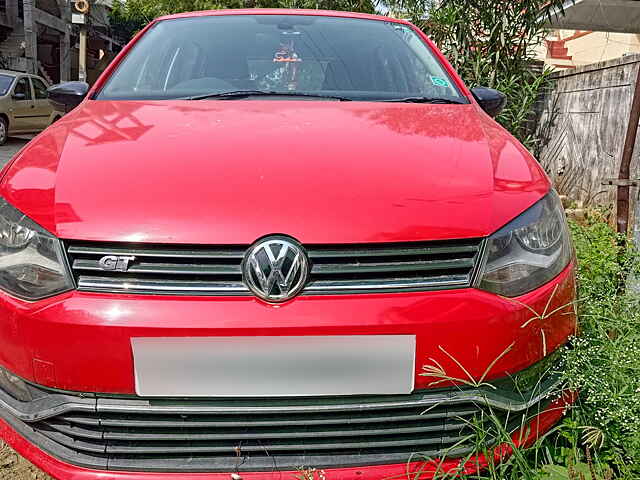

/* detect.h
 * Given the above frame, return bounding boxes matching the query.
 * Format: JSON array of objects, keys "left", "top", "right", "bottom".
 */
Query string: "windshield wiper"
[
  {"left": 183, "top": 90, "right": 352, "bottom": 101},
  {"left": 381, "top": 96, "right": 467, "bottom": 104}
]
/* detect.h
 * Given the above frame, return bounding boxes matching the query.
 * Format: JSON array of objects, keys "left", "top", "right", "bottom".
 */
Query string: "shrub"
[{"left": 560, "top": 213, "right": 640, "bottom": 477}]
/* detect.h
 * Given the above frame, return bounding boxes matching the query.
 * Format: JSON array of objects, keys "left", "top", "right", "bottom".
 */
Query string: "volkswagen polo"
[{"left": 0, "top": 9, "right": 576, "bottom": 480}]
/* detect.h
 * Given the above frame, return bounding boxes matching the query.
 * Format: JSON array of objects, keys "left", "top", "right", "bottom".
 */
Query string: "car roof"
[
  {"left": 156, "top": 8, "right": 411, "bottom": 25},
  {"left": 0, "top": 69, "right": 44, "bottom": 79}
]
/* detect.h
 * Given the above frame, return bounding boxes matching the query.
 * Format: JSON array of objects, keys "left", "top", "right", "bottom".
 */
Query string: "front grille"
[
  {"left": 65, "top": 238, "right": 484, "bottom": 296},
  {"left": 15, "top": 391, "right": 547, "bottom": 472}
]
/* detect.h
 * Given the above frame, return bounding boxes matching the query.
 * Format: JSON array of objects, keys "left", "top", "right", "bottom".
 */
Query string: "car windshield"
[
  {"left": 0, "top": 74, "right": 14, "bottom": 96},
  {"left": 97, "top": 15, "right": 466, "bottom": 102}
]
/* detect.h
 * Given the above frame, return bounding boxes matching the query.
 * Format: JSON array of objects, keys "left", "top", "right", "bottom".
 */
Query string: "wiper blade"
[
  {"left": 381, "top": 96, "right": 467, "bottom": 104},
  {"left": 183, "top": 90, "right": 352, "bottom": 101}
]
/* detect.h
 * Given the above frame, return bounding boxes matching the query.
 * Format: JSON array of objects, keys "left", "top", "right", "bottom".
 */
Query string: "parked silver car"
[{"left": 0, "top": 70, "right": 62, "bottom": 145}]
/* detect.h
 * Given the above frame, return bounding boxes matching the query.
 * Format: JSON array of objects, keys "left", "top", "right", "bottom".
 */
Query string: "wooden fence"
[{"left": 535, "top": 53, "right": 640, "bottom": 241}]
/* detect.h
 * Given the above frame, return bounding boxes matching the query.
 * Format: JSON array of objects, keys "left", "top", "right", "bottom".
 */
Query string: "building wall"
[
  {"left": 541, "top": 29, "right": 640, "bottom": 69},
  {"left": 0, "top": 26, "right": 27, "bottom": 72},
  {"left": 0, "top": 1, "right": 119, "bottom": 84}
]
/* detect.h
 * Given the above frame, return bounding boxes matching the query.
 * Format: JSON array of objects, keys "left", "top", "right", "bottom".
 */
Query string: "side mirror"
[
  {"left": 47, "top": 81, "right": 90, "bottom": 112},
  {"left": 470, "top": 87, "right": 507, "bottom": 117},
  {"left": 12, "top": 93, "right": 26, "bottom": 100}
]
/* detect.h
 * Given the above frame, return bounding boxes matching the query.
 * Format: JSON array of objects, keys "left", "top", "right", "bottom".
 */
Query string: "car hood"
[{"left": 0, "top": 100, "right": 549, "bottom": 244}]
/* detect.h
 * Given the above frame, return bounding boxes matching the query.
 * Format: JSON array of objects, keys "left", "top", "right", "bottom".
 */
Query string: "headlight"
[
  {"left": 0, "top": 197, "right": 73, "bottom": 300},
  {"left": 476, "top": 191, "right": 572, "bottom": 297}
]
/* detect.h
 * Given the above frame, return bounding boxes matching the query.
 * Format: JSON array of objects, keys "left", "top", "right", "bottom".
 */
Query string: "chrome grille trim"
[
  {"left": 304, "top": 276, "right": 470, "bottom": 293},
  {"left": 76, "top": 277, "right": 250, "bottom": 293},
  {"left": 67, "top": 245, "right": 246, "bottom": 259},
  {"left": 65, "top": 238, "right": 485, "bottom": 296}
]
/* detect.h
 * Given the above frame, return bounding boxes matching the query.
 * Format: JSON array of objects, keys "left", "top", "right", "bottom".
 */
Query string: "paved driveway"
[{"left": 0, "top": 136, "right": 33, "bottom": 170}]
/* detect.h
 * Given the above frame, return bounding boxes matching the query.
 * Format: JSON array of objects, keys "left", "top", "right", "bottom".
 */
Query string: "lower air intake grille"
[
  {"left": 65, "top": 238, "right": 484, "bottom": 296},
  {"left": 23, "top": 392, "right": 545, "bottom": 472}
]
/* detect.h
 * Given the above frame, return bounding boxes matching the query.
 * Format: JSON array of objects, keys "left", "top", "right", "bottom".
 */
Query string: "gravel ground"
[
  {"left": 0, "top": 136, "right": 53, "bottom": 480},
  {"left": 0, "top": 440, "right": 53, "bottom": 480}
]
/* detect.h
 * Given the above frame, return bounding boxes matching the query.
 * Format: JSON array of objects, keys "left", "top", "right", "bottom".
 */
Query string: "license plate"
[{"left": 132, "top": 335, "right": 416, "bottom": 397}]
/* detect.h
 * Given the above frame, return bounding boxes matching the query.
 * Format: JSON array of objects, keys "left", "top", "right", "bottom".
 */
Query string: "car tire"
[{"left": 0, "top": 117, "right": 7, "bottom": 146}]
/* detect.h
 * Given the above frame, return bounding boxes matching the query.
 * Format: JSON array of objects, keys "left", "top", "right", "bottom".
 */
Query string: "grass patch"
[
  {"left": 557, "top": 212, "right": 640, "bottom": 478},
  {"left": 436, "top": 211, "right": 640, "bottom": 480}
]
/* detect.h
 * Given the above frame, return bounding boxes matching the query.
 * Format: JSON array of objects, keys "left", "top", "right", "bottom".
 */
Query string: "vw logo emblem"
[{"left": 242, "top": 236, "right": 309, "bottom": 302}]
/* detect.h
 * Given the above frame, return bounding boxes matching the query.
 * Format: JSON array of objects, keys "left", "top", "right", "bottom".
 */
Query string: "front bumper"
[{"left": 0, "top": 372, "right": 574, "bottom": 479}]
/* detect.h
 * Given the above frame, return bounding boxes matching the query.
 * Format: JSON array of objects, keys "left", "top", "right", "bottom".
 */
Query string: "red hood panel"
[{"left": 0, "top": 100, "right": 549, "bottom": 244}]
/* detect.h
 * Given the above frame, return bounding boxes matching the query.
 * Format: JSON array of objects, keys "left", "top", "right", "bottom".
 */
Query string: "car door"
[
  {"left": 30, "top": 76, "right": 54, "bottom": 129},
  {"left": 9, "top": 76, "right": 35, "bottom": 132}
]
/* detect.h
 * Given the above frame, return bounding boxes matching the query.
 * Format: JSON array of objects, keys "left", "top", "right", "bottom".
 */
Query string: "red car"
[{"left": 0, "top": 9, "right": 576, "bottom": 480}]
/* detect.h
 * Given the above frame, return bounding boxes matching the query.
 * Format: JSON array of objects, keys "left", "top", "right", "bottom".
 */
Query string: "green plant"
[{"left": 559, "top": 213, "right": 640, "bottom": 477}]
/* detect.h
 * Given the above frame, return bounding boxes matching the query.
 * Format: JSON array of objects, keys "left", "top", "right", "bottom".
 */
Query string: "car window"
[
  {"left": 97, "top": 15, "right": 466, "bottom": 102},
  {"left": 0, "top": 74, "right": 14, "bottom": 96},
  {"left": 32, "top": 77, "right": 48, "bottom": 99},
  {"left": 14, "top": 77, "right": 32, "bottom": 100}
]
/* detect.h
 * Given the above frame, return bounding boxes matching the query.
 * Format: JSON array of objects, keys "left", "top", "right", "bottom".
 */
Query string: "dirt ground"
[{"left": 0, "top": 440, "right": 52, "bottom": 480}]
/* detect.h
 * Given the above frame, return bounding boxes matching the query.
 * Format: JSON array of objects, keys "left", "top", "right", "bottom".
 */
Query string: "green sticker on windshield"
[{"left": 430, "top": 76, "right": 450, "bottom": 88}]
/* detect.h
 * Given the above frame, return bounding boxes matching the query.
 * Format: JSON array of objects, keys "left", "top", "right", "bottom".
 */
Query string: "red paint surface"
[
  {"left": 0, "top": 263, "right": 576, "bottom": 394},
  {"left": 0, "top": 100, "right": 549, "bottom": 245},
  {"left": 0, "top": 392, "right": 575, "bottom": 480}
]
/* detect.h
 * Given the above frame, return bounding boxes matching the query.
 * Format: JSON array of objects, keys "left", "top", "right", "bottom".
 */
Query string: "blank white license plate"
[{"left": 132, "top": 335, "right": 416, "bottom": 397}]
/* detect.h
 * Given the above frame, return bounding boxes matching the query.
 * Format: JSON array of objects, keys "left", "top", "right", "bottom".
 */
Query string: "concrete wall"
[
  {"left": 539, "top": 30, "right": 640, "bottom": 70},
  {"left": 568, "top": 32, "right": 640, "bottom": 66},
  {"left": 0, "top": 1, "right": 120, "bottom": 84},
  {"left": 536, "top": 53, "right": 640, "bottom": 237}
]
